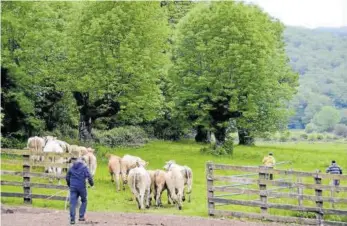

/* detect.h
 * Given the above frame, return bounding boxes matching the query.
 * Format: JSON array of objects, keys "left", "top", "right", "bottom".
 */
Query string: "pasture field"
[{"left": 1, "top": 140, "right": 347, "bottom": 221}]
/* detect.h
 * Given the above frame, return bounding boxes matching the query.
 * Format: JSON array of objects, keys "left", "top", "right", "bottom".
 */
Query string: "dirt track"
[{"left": 1, "top": 205, "right": 290, "bottom": 226}]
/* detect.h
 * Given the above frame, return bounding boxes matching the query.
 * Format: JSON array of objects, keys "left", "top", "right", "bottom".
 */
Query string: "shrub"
[
  {"left": 291, "top": 136, "right": 298, "bottom": 142},
  {"left": 279, "top": 136, "right": 288, "bottom": 142},
  {"left": 93, "top": 126, "right": 148, "bottom": 147},
  {"left": 200, "top": 139, "right": 233, "bottom": 156},
  {"left": 305, "top": 123, "right": 316, "bottom": 133},
  {"left": 308, "top": 133, "right": 317, "bottom": 141},
  {"left": 316, "top": 133, "right": 324, "bottom": 140},
  {"left": 300, "top": 133, "right": 308, "bottom": 140},
  {"left": 1, "top": 137, "right": 26, "bottom": 149},
  {"left": 334, "top": 124, "right": 347, "bottom": 137}
]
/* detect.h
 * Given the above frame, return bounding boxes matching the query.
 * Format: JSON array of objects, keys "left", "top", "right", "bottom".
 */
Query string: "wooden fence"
[
  {"left": 206, "top": 162, "right": 347, "bottom": 226},
  {"left": 1, "top": 148, "right": 79, "bottom": 204}
]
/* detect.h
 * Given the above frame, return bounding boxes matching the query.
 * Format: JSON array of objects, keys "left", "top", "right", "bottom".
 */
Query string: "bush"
[
  {"left": 305, "top": 123, "right": 316, "bottom": 133},
  {"left": 279, "top": 136, "right": 288, "bottom": 142},
  {"left": 334, "top": 124, "right": 347, "bottom": 137},
  {"left": 93, "top": 126, "right": 148, "bottom": 147},
  {"left": 1, "top": 136, "right": 26, "bottom": 149},
  {"left": 308, "top": 133, "right": 317, "bottom": 141},
  {"left": 200, "top": 139, "right": 233, "bottom": 156},
  {"left": 300, "top": 133, "right": 308, "bottom": 140},
  {"left": 316, "top": 133, "right": 324, "bottom": 140}
]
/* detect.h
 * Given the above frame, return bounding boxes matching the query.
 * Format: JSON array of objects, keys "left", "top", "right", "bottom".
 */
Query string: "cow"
[
  {"left": 82, "top": 148, "right": 97, "bottom": 177},
  {"left": 43, "top": 140, "right": 64, "bottom": 184},
  {"left": 107, "top": 154, "right": 122, "bottom": 191},
  {"left": 152, "top": 170, "right": 167, "bottom": 207},
  {"left": 164, "top": 166, "right": 185, "bottom": 210},
  {"left": 164, "top": 160, "right": 193, "bottom": 203},
  {"left": 127, "top": 161, "right": 151, "bottom": 210},
  {"left": 27, "top": 136, "right": 45, "bottom": 162},
  {"left": 120, "top": 154, "right": 148, "bottom": 190}
]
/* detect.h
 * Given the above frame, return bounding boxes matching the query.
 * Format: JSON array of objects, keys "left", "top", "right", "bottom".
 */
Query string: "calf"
[
  {"left": 152, "top": 170, "right": 167, "bottom": 207},
  {"left": 82, "top": 148, "right": 97, "bottom": 177},
  {"left": 128, "top": 162, "right": 151, "bottom": 209},
  {"left": 107, "top": 154, "right": 122, "bottom": 191}
]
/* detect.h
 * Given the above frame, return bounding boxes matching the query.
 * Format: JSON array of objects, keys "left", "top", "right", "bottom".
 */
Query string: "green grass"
[{"left": 1, "top": 140, "right": 347, "bottom": 221}]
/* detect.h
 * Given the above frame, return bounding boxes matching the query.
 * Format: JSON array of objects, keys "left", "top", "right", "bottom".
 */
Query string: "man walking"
[
  {"left": 66, "top": 158, "right": 94, "bottom": 224},
  {"left": 262, "top": 152, "right": 276, "bottom": 180},
  {"left": 326, "top": 160, "right": 343, "bottom": 187}
]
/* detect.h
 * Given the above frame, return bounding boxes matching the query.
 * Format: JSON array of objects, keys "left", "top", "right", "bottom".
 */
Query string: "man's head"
[
  {"left": 332, "top": 160, "right": 336, "bottom": 164},
  {"left": 269, "top": 152, "right": 273, "bottom": 156}
]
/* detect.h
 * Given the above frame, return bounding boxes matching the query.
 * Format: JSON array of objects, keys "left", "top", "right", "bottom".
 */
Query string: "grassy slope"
[{"left": 1, "top": 140, "right": 347, "bottom": 220}]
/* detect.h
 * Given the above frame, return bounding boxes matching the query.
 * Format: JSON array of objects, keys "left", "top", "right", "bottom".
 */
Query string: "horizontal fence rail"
[
  {"left": 1, "top": 148, "right": 78, "bottom": 204},
  {"left": 206, "top": 162, "right": 347, "bottom": 226}
]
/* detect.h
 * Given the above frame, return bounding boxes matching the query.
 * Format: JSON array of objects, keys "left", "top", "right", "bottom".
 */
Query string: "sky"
[{"left": 241, "top": 0, "right": 347, "bottom": 28}]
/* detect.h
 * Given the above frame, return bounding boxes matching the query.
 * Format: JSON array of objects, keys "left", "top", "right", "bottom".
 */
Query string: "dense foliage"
[{"left": 5, "top": 1, "right": 344, "bottom": 148}]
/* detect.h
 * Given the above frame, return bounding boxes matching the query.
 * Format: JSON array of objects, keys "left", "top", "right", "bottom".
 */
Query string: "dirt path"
[{"left": 1, "top": 205, "right": 289, "bottom": 226}]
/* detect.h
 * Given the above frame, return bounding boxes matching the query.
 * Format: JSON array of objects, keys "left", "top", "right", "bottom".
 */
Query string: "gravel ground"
[{"left": 0, "top": 205, "right": 291, "bottom": 226}]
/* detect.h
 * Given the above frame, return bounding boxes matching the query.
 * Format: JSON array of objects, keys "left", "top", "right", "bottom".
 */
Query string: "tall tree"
[
  {"left": 65, "top": 2, "right": 170, "bottom": 141},
  {"left": 171, "top": 2, "right": 298, "bottom": 145}
]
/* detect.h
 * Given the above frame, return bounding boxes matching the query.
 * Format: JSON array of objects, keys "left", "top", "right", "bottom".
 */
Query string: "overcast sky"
[{"left": 241, "top": 0, "right": 347, "bottom": 28}]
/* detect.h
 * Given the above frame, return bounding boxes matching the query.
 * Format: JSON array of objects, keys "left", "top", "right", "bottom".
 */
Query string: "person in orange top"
[{"left": 262, "top": 152, "right": 276, "bottom": 180}]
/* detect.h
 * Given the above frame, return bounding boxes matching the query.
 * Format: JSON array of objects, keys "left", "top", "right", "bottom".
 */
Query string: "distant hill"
[{"left": 284, "top": 26, "right": 347, "bottom": 129}]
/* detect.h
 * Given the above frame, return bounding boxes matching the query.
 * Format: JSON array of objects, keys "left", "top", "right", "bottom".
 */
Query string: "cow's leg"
[
  {"left": 177, "top": 188, "right": 184, "bottom": 210},
  {"left": 115, "top": 173, "right": 120, "bottom": 191},
  {"left": 156, "top": 185, "right": 163, "bottom": 207},
  {"left": 139, "top": 192, "right": 145, "bottom": 210},
  {"left": 135, "top": 196, "right": 141, "bottom": 209},
  {"left": 145, "top": 188, "right": 150, "bottom": 209},
  {"left": 110, "top": 172, "right": 114, "bottom": 182}
]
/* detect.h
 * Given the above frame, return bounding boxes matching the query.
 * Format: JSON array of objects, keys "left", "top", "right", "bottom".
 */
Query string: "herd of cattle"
[{"left": 26, "top": 136, "right": 193, "bottom": 210}]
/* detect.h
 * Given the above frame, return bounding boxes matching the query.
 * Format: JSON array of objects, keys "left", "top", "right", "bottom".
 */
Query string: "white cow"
[
  {"left": 121, "top": 154, "right": 148, "bottom": 190},
  {"left": 27, "top": 136, "right": 45, "bottom": 162},
  {"left": 127, "top": 162, "right": 151, "bottom": 209},
  {"left": 164, "top": 166, "right": 185, "bottom": 210},
  {"left": 43, "top": 140, "right": 64, "bottom": 184},
  {"left": 164, "top": 160, "right": 193, "bottom": 204}
]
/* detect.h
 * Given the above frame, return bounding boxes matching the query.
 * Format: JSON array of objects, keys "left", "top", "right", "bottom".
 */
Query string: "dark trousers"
[{"left": 69, "top": 187, "right": 87, "bottom": 220}]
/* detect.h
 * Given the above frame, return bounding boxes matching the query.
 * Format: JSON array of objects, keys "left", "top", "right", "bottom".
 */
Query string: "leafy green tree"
[
  {"left": 1, "top": 2, "right": 71, "bottom": 137},
  {"left": 313, "top": 106, "right": 341, "bottom": 132},
  {"left": 171, "top": 2, "right": 298, "bottom": 145},
  {"left": 65, "top": 2, "right": 170, "bottom": 141}
]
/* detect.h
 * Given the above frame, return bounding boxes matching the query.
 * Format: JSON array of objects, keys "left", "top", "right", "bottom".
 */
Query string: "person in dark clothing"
[
  {"left": 66, "top": 158, "right": 94, "bottom": 225},
  {"left": 326, "top": 160, "right": 343, "bottom": 186}
]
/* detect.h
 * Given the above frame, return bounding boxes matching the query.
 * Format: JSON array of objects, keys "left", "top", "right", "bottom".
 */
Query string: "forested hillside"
[{"left": 285, "top": 26, "right": 347, "bottom": 134}]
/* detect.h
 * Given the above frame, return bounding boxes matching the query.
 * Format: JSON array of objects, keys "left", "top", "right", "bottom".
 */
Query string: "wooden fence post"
[
  {"left": 206, "top": 161, "right": 215, "bottom": 216},
  {"left": 22, "top": 154, "right": 32, "bottom": 204},
  {"left": 297, "top": 177, "right": 303, "bottom": 207},
  {"left": 259, "top": 166, "right": 268, "bottom": 214},
  {"left": 314, "top": 173, "right": 323, "bottom": 226}
]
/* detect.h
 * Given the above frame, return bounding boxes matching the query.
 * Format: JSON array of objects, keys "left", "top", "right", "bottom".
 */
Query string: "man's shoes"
[
  {"left": 70, "top": 220, "right": 75, "bottom": 225},
  {"left": 79, "top": 217, "right": 86, "bottom": 221}
]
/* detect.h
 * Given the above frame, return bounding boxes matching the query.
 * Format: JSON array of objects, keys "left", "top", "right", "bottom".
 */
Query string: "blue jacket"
[
  {"left": 326, "top": 163, "right": 343, "bottom": 175},
  {"left": 66, "top": 159, "right": 94, "bottom": 190}
]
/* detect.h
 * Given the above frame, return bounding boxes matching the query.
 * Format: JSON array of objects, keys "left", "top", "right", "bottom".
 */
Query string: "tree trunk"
[
  {"left": 78, "top": 107, "right": 93, "bottom": 142},
  {"left": 214, "top": 126, "right": 226, "bottom": 146},
  {"left": 73, "top": 92, "right": 121, "bottom": 141},
  {"left": 238, "top": 128, "right": 255, "bottom": 145},
  {"left": 195, "top": 125, "right": 209, "bottom": 143}
]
